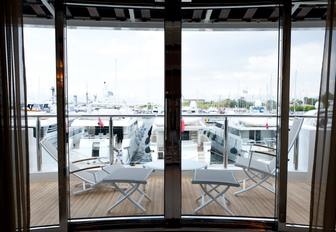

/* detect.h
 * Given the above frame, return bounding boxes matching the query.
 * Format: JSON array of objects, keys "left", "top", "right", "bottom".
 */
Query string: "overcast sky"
[{"left": 24, "top": 26, "right": 325, "bottom": 105}]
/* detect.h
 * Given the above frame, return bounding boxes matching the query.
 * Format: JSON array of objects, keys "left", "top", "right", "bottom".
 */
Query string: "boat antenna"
[
  {"left": 51, "top": 86, "right": 55, "bottom": 105},
  {"left": 86, "top": 82, "right": 89, "bottom": 106},
  {"left": 114, "top": 59, "right": 117, "bottom": 106},
  {"left": 294, "top": 70, "right": 298, "bottom": 113}
]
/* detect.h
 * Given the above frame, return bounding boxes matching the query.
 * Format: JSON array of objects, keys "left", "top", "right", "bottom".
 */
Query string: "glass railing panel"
[
  {"left": 179, "top": 113, "right": 316, "bottom": 219},
  {"left": 27, "top": 116, "right": 59, "bottom": 173},
  {"left": 67, "top": 115, "right": 163, "bottom": 218},
  {"left": 181, "top": 115, "right": 277, "bottom": 217},
  {"left": 27, "top": 115, "right": 59, "bottom": 227},
  {"left": 27, "top": 114, "right": 316, "bottom": 224}
]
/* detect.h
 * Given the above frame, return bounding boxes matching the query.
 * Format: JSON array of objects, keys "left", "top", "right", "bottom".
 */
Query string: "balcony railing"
[
  {"left": 27, "top": 112, "right": 317, "bottom": 227},
  {"left": 27, "top": 113, "right": 317, "bottom": 173}
]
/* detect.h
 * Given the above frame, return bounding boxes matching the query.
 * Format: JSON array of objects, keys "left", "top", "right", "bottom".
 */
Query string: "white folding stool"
[
  {"left": 192, "top": 169, "right": 240, "bottom": 215},
  {"left": 103, "top": 168, "right": 153, "bottom": 213}
]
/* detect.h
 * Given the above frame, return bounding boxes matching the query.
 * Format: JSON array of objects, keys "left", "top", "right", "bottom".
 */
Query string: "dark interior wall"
[{"left": 0, "top": 0, "right": 30, "bottom": 231}]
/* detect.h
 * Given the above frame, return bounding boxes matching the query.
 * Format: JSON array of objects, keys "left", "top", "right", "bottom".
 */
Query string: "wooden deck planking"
[
  {"left": 30, "top": 175, "right": 310, "bottom": 227},
  {"left": 287, "top": 181, "right": 311, "bottom": 224}
]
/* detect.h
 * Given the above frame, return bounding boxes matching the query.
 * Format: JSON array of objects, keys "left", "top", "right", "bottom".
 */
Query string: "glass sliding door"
[
  {"left": 22, "top": 0, "right": 330, "bottom": 229},
  {"left": 181, "top": 4, "right": 280, "bottom": 218},
  {"left": 23, "top": 23, "right": 59, "bottom": 226},
  {"left": 286, "top": 1, "right": 326, "bottom": 225},
  {"left": 65, "top": 3, "right": 165, "bottom": 218}
]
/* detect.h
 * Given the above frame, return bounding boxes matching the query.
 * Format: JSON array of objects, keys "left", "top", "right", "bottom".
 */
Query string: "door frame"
[{"left": 53, "top": 0, "right": 292, "bottom": 231}]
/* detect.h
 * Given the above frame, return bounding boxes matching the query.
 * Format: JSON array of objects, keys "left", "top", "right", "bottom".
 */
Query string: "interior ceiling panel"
[{"left": 22, "top": 0, "right": 327, "bottom": 28}]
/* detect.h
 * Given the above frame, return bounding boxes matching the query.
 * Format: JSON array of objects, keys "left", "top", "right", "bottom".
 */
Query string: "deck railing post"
[
  {"left": 294, "top": 136, "right": 299, "bottom": 170},
  {"left": 224, "top": 116, "right": 229, "bottom": 168},
  {"left": 36, "top": 116, "right": 42, "bottom": 171},
  {"left": 109, "top": 117, "right": 114, "bottom": 164}
]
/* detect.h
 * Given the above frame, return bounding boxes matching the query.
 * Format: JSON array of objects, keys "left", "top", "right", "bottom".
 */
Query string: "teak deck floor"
[{"left": 30, "top": 175, "right": 310, "bottom": 227}]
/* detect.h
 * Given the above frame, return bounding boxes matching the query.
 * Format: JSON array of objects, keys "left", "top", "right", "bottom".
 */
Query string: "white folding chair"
[
  {"left": 40, "top": 133, "right": 152, "bottom": 201},
  {"left": 234, "top": 118, "right": 304, "bottom": 195}
]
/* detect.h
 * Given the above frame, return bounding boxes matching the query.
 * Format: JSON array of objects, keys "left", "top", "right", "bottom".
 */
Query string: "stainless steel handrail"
[
  {"left": 26, "top": 113, "right": 318, "bottom": 118},
  {"left": 28, "top": 113, "right": 317, "bottom": 171}
]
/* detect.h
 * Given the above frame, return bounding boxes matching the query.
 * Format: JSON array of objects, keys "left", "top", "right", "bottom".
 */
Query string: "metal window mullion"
[
  {"left": 55, "top": 0, "right": 69, "bottom": 231},
  {"left": 277, "top": 0, "right": 291, "bottom": 229},
  {"left": 164, "top": 0, "right": 182, "bottom": 221}
]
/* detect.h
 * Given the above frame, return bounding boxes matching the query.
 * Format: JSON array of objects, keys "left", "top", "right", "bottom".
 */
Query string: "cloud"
[{"left": 24, "top": 27, "right": 325, "bottom": 105}]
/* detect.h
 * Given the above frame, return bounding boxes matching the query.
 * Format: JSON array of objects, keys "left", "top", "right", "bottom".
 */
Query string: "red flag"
[
  {"left": 181, "top": 118, "right": 185, "bottom": 133},
  {"left": 98, "top": 117, "right": 104, "bottom": 128}
]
